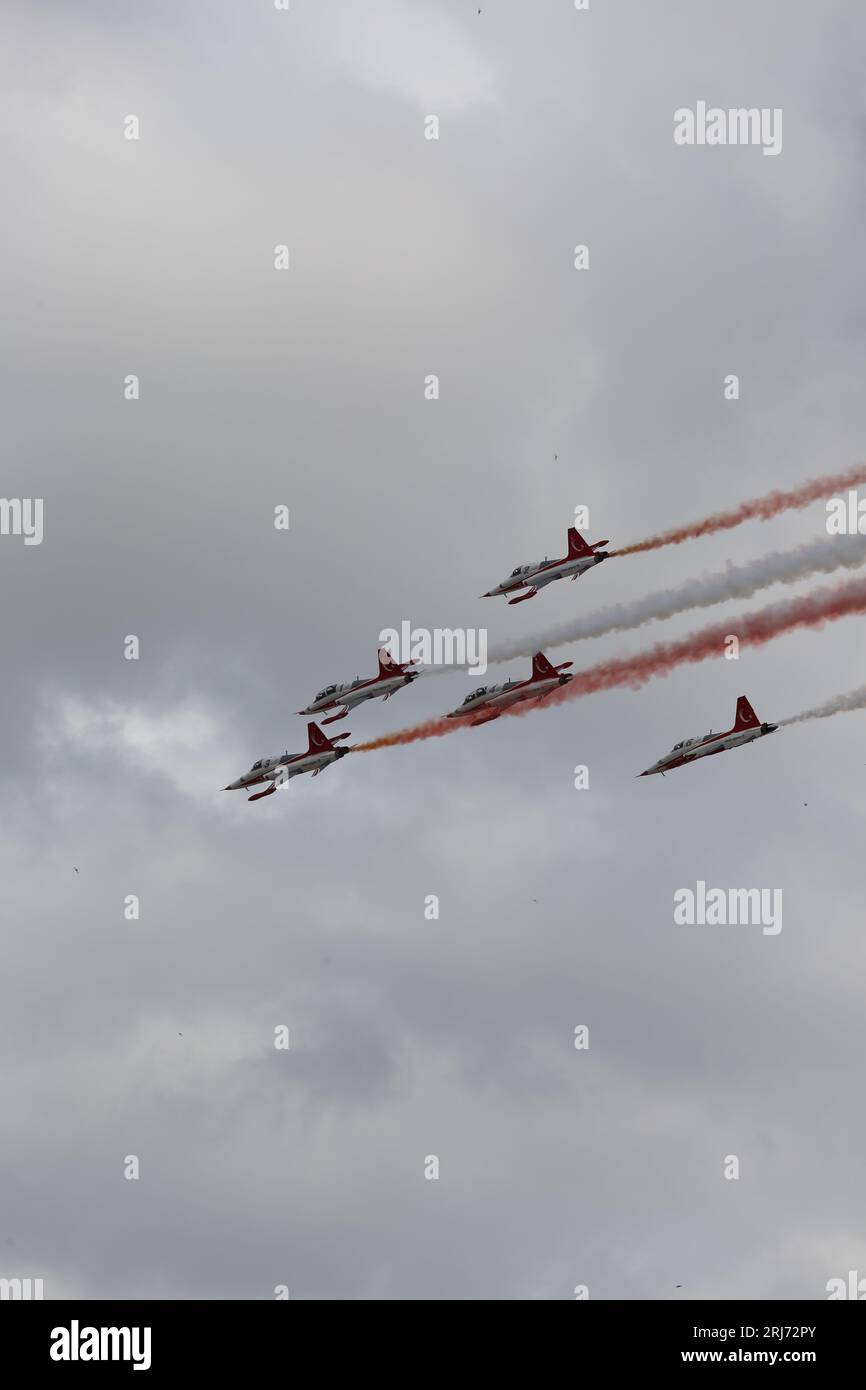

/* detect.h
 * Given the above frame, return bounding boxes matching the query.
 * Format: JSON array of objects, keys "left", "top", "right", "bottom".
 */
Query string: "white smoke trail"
[
  {"left": 779, "top": 685, "right": 866, "bottom": 726},
  {"left": 480, "top": 534, "right": 866, "bottom": 666}
]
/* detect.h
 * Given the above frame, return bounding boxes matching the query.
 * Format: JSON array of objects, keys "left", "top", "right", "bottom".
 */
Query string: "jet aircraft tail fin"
[
  {"left": 732, "top": 696, "right": 761, "bottom": 731},
  {"left": 531, "top": 651, "right": 560, "bottom": 681},
  {"left": 566, "top": 527, "right": 595, "bottom": 559},
  {"left": 377, "top": 646, "right": 415, "bottom": 678},
  {"left": 307, "top": 721, "right": 337, "bottom": 754}
]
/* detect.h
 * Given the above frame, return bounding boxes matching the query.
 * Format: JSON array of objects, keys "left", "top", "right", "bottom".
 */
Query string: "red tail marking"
[
  {"left": 732, "top": 696, "right": 760, "bottom": 731},
  {"left": 377, "top": 647, "right": 412, "bottom": 678},
  {"left": 307, "top": 721, "right": 335, "bottom": 754},
  {"left": 566, "top": 527, "right": 594, "bottom": 560},
  {"left": 531, "top": 651, "right": 559, "bottom": 681}
]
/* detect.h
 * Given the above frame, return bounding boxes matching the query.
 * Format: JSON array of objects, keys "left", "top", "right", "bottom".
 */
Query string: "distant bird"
[{"left": 73, "top": 867, "right": 79, "bottom": 874}]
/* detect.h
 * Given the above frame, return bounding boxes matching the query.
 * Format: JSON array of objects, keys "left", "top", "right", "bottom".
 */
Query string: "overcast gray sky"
[{"left": 2, "top": 0, "right": 866, "bottom": 1299}]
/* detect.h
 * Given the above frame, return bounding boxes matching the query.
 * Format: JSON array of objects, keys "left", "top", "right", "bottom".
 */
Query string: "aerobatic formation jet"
[
  {"left": 482, "top": 526, "right": 610, "bottom": 605},
  {"left": 447, "top": 651, "right": 573, "bottom": 726},
  {"left": 299, "top": 648, "right": 418, "bottom": 724},
  {"left": 225, "top": 723, "right": 351, "bottom": 802},
  {"left": 639, "top": 696, "right": 778, "bottom": 777}
]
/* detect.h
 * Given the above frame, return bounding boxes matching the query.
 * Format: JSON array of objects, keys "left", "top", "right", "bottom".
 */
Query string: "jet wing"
[
  {"left": 336, "top": 688, "right": 367, "bottom": 710},
  {"left": 530, "top": 570, "right": 561, "bottom": 591}
]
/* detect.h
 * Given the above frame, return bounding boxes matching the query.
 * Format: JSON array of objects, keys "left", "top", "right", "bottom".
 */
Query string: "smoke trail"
[
  {"left": 779, "top": 685, "right": 866, "bottom": 726},
  {"left": 354, "top": 573, "right": 866, "bottom": 752},
  {"left": 613, "top": 463, "right": 866, "bottom": 557},
  {"left": 481, "top": 534, "right": 866, "bottom": 665}
]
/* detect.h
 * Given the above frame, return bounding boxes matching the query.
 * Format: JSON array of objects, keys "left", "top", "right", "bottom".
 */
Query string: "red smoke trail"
[
  {"left": 613, "top": 462, "right": 866, "bottom": 556},
  {"left": 354, "top": 573, "right": 866, "bottom": 752}
]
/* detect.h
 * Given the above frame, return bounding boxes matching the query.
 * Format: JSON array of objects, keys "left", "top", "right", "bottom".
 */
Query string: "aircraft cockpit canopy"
[
  {"left": 464, "top": 687, "right": 488, "bottom": 702},
  {"left": 671, "top": 733, "right": 709, "bottom": 752}
]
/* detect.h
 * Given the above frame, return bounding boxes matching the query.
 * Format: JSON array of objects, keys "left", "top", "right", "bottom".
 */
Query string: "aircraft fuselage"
[
  {"left": 486, "top": 552, "right": 606, "bottom": 598},
  {"left": 641, "top": 723, "right": 778, "bottom": 776},
  {"left": 300, "top": 671, "right": 416, "bottom": 716},
  {"left": 449, "top": 673, "right": 571, "bottom": 721},
  {"left": 225, "top": 746, "right": 348, "bottom": 791}
]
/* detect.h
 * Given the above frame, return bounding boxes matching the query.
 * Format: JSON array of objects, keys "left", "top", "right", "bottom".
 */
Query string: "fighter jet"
[
  {"left": 639, "top": 696, "right": 778, "bottom": 777},
  {"left": 447, "top": 651, "right": 573, "bottom": 726},
  {"left": 224, "top": 722, "right": 351, "bottom": 802},
  {"left": 299, "top": 648, "right": 418, "bottom": 724},
  {"left": 482, "top": 526, "right": 610, "bottom": 605}
]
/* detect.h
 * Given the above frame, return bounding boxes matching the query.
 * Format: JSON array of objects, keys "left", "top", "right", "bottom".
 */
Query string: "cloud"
[
  {"left": 39, "top": 695, "right": 230, "bottom": 801},
  {"left": 331, "top": 0, "right": 496, "bottom": 115}
]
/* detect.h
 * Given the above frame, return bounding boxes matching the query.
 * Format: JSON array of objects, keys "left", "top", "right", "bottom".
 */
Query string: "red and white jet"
[
  {"left": 224, "top": 722, "right": 351, "bottom": 802},
  {"left": 298, "top": 648, "right": 418, "bottom": 725},
  {"left": 446, "top": 651, "right": 573, "bottom": 725},
  {"left": 639, "top": 696, "right": 778, "bottom": 776},
  {"left": 482, "top": 526, "right": 610, "bottom": 605}
]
